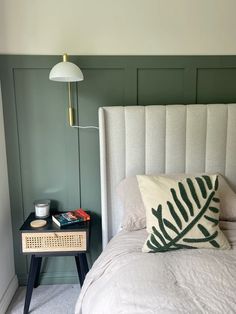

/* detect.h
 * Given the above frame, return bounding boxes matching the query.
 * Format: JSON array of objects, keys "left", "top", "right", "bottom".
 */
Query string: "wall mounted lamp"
[{"left": 49, "top": 53, "right": 98, "bottom": 129}]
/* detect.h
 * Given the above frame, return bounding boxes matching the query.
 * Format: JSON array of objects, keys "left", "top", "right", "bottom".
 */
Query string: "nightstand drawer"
[{"left": 21, "top": 231, "right": 87, "bottom": 253}]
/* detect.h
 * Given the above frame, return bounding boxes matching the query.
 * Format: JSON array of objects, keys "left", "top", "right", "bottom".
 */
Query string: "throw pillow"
[{"left": 137, "top": 174, "right": 230, "bottom": 252}]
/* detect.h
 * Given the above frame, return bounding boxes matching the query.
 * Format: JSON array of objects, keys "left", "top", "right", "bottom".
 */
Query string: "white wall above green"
[{"left": 1, "top": 0, "right": 236, "bottom": 55}]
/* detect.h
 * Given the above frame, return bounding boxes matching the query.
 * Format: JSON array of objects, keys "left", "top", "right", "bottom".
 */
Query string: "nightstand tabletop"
[{"left": 20, "top": 212, "right": 90, "bottom": 233}]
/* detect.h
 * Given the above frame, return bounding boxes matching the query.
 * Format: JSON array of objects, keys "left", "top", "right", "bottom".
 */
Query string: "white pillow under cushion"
[
  {"left": 117, "top": 174, "right": 236, "bottom": 231},
  {"left": 137, "top": 174, "right": 230, "bottom": 252},
  {"left": 117, "top": 176, "right": 146, "bottom": 231}
]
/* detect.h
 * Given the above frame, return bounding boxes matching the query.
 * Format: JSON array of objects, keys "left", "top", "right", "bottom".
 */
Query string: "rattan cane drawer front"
[{"left": 22, "top": 231, "right": 87, "bottom": 253}]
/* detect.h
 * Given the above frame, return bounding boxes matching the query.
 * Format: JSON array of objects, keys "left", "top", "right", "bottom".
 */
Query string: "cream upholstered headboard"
[{"left": 99, "top": 105, "right": 236, "bottom": 248}]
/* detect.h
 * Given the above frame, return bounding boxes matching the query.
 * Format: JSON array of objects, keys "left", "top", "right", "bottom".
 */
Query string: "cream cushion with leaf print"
[{"left": 137, "top": 174, "right": 230, "bottom": 253}]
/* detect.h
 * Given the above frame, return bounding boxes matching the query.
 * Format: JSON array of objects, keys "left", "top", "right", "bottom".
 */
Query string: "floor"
[{"left": 6, "top": 284, "right": 80, "bottom": 314}]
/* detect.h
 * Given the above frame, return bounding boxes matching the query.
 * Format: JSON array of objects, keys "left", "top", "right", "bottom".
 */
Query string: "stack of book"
[{"left": 52, "top": 209, "right": 90, "bottom": 227}]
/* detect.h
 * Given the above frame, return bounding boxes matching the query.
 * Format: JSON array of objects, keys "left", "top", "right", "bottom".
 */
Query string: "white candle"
[{"left": 34, "top": 200, "right": 50, "bottom": 218}]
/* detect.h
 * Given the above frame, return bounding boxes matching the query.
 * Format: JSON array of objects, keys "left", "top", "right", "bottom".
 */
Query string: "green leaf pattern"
[{"left": 146, "top": 175, "right": 221, "bottom": 252}]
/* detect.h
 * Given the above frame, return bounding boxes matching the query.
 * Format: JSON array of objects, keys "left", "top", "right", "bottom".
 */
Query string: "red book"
[{"left": 75, "top": 209, "right": 90, "bottom": 221}]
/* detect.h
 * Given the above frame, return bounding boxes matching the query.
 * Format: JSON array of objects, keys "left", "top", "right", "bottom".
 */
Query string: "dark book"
[{"left": 52, "top": 209, "right": 90, "bottom": 227}]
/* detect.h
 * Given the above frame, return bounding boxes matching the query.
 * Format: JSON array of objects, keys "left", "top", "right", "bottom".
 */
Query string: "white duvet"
[{"left": 75, "top": 222, "right": 236, "bottom": 314}]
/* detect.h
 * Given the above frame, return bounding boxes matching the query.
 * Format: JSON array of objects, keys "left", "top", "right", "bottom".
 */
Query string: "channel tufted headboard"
[{"left": 99, "top": 104, "right": 236, "bottom": 248}]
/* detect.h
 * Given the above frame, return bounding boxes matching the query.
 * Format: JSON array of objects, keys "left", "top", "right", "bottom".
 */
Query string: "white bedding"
[{"left": 75, "top": 222, "right": 236, "bottom": 314}]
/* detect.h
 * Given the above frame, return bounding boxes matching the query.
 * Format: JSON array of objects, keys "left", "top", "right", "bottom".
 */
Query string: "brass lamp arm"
[{"left": 67, "top": 82, "right": 99, "bottom": 129}]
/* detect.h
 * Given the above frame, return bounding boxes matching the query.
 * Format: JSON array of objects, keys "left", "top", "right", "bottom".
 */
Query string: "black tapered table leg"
[
  {"left": 24, "top": 255, "right": 41, "bottom": 314},
  {"left": 79, "top": 253, "right": 89, "bottom": 277},
  {"left": 75, "top": 253, "right": 89, "bottom": 286},
  {"left": 75, "top": 255, "right": 84, "bottom": 286},
  {"left": 34, "top": 257, "right": 42, "bottom": 288}
]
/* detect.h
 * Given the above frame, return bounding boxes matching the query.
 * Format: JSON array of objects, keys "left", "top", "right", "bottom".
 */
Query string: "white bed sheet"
[{"left": 75, "top": 222, "right": 236, "bottom": 314}]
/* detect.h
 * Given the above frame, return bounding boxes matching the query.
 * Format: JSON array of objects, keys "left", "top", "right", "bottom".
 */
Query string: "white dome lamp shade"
[
  {"left": 49, "top": 53, "right": 84, "bottom": 127},
  {"left": 49, "top": 54, "right": 84, "bottom": 82}
]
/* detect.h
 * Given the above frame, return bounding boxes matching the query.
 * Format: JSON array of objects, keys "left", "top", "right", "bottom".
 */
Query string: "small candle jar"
[{"left": 34, "top": 200, "right": 50, "bottom": 218}]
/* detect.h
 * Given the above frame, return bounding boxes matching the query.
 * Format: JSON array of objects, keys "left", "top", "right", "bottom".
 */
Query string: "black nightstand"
[{"left": 20, "top": 212, "right": 90, "bottom": 314}]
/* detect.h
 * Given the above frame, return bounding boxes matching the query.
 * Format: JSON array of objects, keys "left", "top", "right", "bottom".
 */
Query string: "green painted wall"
[{"left": 1, "top": 55, "right": 236, "bottom": 285}]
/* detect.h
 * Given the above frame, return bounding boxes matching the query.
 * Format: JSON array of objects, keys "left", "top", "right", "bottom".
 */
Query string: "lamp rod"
[
  {"left": 68, "top": 82, "right": 74, "bottom": 127},
  {"left": 63, "top": 53, "right": 68, "bottom": 62}
]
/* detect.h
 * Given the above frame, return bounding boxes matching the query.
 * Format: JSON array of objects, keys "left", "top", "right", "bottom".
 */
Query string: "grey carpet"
[{"left": 6, "top": 284, "right": 80, "bottom": 314}]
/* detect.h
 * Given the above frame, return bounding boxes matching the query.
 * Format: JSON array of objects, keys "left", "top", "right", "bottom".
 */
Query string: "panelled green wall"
[{"left": 1, "top": 55, "right": 236, "bottom": 285}]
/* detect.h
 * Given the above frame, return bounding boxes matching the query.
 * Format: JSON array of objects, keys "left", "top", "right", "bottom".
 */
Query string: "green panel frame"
[
  {"left": 78, "top": 68, "right": 125, "bottom": 261},
  {"left": 197, "top": 68, "right": 236, "bottom": 103},
  {"left": 138, "top": 68, "right": 185, "bottom": 104},
  {"left": 1, "top": 55, "right": 236, "bottom": 284}
]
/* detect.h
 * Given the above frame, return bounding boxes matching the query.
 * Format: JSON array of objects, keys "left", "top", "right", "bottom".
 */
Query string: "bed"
[{"left": 75, "top": 104, "right": 236, "bottom": 314}]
